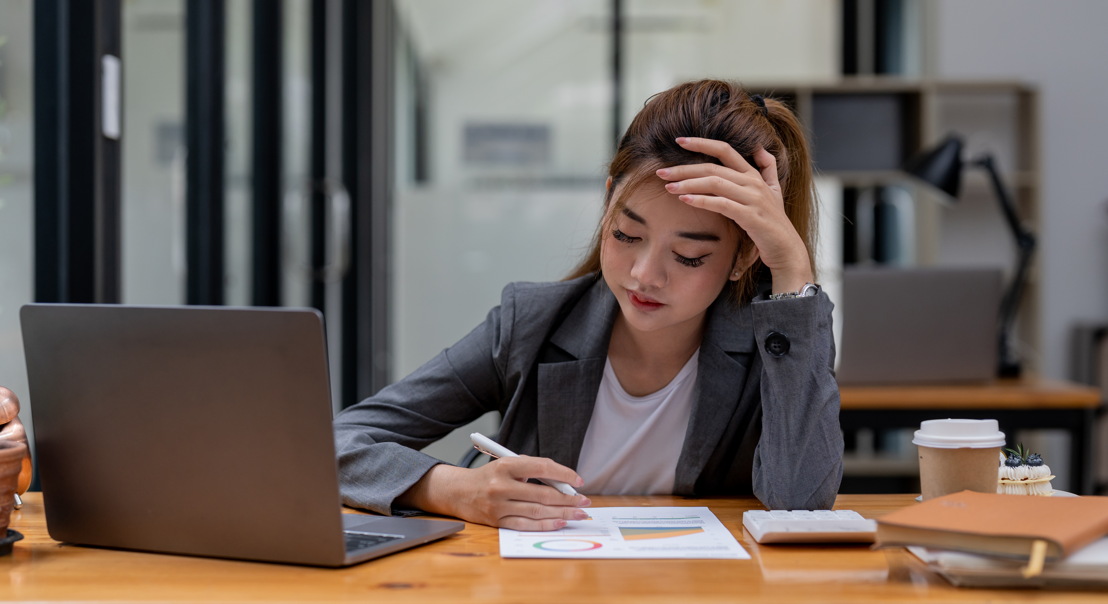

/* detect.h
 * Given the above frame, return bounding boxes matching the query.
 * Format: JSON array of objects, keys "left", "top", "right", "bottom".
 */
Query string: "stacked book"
[{"left": 875, "top": 491, "right": 1108, "bottom": 588}]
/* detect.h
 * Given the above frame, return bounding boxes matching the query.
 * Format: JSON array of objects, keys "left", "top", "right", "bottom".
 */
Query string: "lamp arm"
[
  {"left": 972, "top": 154, "right": 1037, "bottom": 377},
  {"left": 973, "top": 155, "right": 1036, "bottom": 249},
  {"left": 997, "top": 238, "right": 1035, "bottom": 376}
]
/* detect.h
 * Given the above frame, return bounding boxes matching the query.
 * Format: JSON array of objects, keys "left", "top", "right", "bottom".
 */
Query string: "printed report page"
[{"left": 498, "top": 507, "right": 750, "bottom": 559}]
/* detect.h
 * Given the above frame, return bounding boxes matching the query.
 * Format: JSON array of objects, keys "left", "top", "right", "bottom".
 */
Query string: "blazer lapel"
[
  {"left": 536, "top": 279, "right": 618, "bottom": 470},
  {"left": 673, "top": 296, "right": 756, "bottom": 494}
]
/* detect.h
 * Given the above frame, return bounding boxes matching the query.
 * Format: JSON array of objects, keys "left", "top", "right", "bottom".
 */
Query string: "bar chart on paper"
[{"left": 498, "top": 507, "right": 749, "bottom": 559}]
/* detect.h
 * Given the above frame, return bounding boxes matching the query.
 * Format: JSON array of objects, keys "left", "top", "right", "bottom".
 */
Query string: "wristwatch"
[{"left": 769, "top": 282, "right": 818, "bottom": 300}]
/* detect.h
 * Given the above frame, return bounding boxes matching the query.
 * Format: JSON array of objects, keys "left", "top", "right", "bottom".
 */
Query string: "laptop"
[
  {"left": 835, "top": 267, "right": 1002, "bottom": 385},
  {"left": 20, "top": 304, "right": 463, "bottom": 567}
]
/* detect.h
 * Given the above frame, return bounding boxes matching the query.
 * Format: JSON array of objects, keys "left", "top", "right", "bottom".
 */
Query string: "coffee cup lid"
[{"left": 912, "top": 419, "right": 1005, "bottom": 449}]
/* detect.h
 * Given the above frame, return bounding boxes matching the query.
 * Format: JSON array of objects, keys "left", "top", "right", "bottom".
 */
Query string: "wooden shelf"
[
  {"left": 839, "top": 377, "right": 1101, "bottom": 410},
  {"left": 842, "top": 454, "right": 919, "bottom": 476},
  {"left": 745, "top": 77, "right": 1043, "bottom": 373},
  {"left": 815, "top": 170, "right": 1037, "bottom": 190}
]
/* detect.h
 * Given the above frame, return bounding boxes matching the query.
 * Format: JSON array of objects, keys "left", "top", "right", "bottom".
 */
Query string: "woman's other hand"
[
  {"left": 396, "top": 456, "right": 591, "bottom": 531},
  {"left": 656, "top": 138, "right": 813, "bottom": 294}
]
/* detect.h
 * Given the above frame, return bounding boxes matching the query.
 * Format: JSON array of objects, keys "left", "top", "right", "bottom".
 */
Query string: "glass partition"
[
  {"left": 225, "top": 0, "right": 254, "bottom": 307},
  {"left": 281, "top": 0, "right": 313, "bottom": 309},
  {"left": 393, "top": 0, "right": 613, "bottom": 461},
  {"left": 0, "top": 0, "right": 35, "bottom": 457},
  {"left": 121, "top": 0, "right": 187, "bottom": 305}
]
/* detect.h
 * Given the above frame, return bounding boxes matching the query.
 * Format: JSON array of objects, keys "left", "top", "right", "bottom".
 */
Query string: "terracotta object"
[
  {"left": 0, "top": 387, "right": 32, "bottom": 495},
  {"left": 0, "top": 440, "right": 26, "bottom": 534}
]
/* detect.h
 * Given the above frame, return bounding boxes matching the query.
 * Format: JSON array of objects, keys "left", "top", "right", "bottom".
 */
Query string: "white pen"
[{"left": 469, "top": 433, "right": 579, "bottom": 496}]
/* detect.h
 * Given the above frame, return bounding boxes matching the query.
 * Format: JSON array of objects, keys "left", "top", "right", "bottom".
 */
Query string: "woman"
[{"left": 334, "top": 80, "right": 842, "bottom": 531}]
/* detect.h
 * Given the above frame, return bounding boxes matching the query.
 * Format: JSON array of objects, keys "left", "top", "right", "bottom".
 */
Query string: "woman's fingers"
[
  {"left": 499, "top": 516, "right": 570, "bottom": 532},
  {"left": 676, "top": 137, "right": 754, "bottom": 174},
  {"left": 656, "top": 163, "right": 729, "bottom": 182},
  {"left": 664, "top": 175, "right": 758, "bottom": 206},
  {"left": 497, "top": 498, "right": 591, "bottom": 531},
  {"left": 656, "top": 161, "right": 774, "bottom": 204},
  {"left": 501, "top": 478, "right": 591, "bottom": 508},
  {"left": 678, "top": 194, "right": 753, "bottom": 224},
  {"left": 752, "top": 146, "right": 781, "bottom": 191},
  {"left": 657, "top": 163, "right": 755, "bottom": 187},
  {"left": 502, "top": 500, "right": 591, "bottom": 523},
  {"left": 505, "top": 455, "right": 585, "bottom": 489},
  {"left": 486, "top": 457, "right": 590, "bottom": 508}
]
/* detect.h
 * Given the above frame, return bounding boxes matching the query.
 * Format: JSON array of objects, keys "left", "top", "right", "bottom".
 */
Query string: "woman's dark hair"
[{"left": 565, "top": 79, "right": 817, "bottom": 303}]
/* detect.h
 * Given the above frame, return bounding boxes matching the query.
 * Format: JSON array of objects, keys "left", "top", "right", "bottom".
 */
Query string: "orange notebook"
[{"left": 875, "top": 491, "right": 1108, "bottom": 562}]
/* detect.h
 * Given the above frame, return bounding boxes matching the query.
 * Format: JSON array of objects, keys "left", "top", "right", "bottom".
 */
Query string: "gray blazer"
[{"left": 334, "top": 274, "right": 843, "bottom": 515}]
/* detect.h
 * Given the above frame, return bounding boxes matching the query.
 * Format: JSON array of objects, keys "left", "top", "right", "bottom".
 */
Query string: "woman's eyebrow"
[
  {"left": 676, "top": 231, "right": 721, "bottom": 242},
  {"left": 622, "top": 207, "right": 647, "bottom": 224},
  {"left": 621, "top": 207, "right": 721, "bottom": 242}
]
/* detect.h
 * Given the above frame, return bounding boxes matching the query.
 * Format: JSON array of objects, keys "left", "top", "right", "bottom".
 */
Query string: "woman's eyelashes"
[
  {"left": 612, "top": 228, "right": 640, "bottom": 243},
  {"left": 674, "top": 253, "right": 708, "bottom": 268},
  {"left": 611, "top": 229, "right": 710, "bottom": 268}
]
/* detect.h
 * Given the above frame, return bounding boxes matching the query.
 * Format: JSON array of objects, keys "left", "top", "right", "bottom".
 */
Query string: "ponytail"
[{"left": 763, "top": 97, "right": 817, "bottom": 283}]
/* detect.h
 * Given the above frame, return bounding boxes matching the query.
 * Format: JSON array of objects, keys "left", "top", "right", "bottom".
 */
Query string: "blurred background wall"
[{"left": 931, "top": 0, "right": 1108, "bottom": 383}]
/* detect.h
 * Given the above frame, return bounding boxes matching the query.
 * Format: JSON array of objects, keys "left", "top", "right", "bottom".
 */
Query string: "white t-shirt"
[{"left": 576, "top": 349, "right": 700, "bottom": 495}]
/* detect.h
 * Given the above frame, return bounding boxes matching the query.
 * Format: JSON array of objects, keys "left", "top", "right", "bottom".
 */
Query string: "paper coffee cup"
[{"left": 913, "top": 419, "right": 1005, "bottom": 501}]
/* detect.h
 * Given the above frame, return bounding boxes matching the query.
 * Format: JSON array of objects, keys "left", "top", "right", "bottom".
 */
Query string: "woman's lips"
[{"left": 627, "top": 290, "right": 665, "bottom": 312}]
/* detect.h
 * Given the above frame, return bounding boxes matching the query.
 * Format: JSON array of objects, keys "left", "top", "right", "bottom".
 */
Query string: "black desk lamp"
[{"left": 902, "top": 135, "right": 1036, "bottom": 378}]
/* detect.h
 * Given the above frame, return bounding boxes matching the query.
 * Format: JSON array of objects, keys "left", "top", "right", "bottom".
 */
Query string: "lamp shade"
[{"left": 903, "top": 135, "right": 964, "bottom": 199}]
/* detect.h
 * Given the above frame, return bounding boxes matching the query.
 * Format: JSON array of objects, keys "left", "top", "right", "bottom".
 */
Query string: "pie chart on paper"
[{"left": 532, "top": 539, "right": 603, "bottom": 551}]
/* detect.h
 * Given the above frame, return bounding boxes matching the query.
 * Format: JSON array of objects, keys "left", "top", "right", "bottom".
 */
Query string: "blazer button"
[{"left": 765, "top": 332, "right": 790, "bottom": 357}]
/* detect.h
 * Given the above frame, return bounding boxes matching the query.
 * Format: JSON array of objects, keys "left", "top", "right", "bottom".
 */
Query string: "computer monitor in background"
[{"left": 836, "top": 268, "right": 1002, "bottom": 385}]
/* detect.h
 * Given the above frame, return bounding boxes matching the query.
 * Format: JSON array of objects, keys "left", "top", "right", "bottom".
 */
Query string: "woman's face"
[{"left": 601, "top": 181, "right": 741, "bottom": 335}]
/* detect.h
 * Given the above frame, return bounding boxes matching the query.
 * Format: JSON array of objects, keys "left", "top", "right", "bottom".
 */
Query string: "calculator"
[{"left": 742, "top": 510, "right": 877, "bottom": 544}]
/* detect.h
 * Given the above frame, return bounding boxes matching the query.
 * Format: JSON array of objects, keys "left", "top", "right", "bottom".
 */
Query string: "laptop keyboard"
[{"left": 344, "top": 531, "right": 403, "bottom": 553}]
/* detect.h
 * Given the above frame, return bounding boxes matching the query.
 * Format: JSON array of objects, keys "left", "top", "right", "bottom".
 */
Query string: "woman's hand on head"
[
  {"left": 655, "top": 137, "right": 813, "bottom": 294},
  {"left": 396, "top": 456, "right": 591, "bottom": 531}
]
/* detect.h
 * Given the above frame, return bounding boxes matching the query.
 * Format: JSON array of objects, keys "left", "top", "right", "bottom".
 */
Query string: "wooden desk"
[
  {"left": 839, "top": 377, "right": 1102, "bottom": 494},
  {"left": 2, "top": 493, "right": 1105, "bottom": 602}
]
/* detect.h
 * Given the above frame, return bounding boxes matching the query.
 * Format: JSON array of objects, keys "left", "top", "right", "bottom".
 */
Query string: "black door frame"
[
  {"left": 252, "top": 0, "right": 283, "bottom": 307},
  {"left": 186, "top": 0, "right": 226, "bottom": 306},
  {"left": 33, "top": 0, "right": 122, "bottom": 306},
  {"left": 342, "top": 0, "right": 393, "bottom": 405}
]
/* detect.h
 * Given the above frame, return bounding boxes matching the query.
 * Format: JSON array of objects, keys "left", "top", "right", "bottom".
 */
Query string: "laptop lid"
[
  {"left": 836, "top": 267, "right": 1002, "bottom": 385},
  {"left": 22, "top": 304, "right": 349, "bottom": 566}
]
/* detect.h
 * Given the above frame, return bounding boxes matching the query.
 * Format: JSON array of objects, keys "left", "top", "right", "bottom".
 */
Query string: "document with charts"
[{"left": 498, "top": 507, "right": 749, "bottom": 559}]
